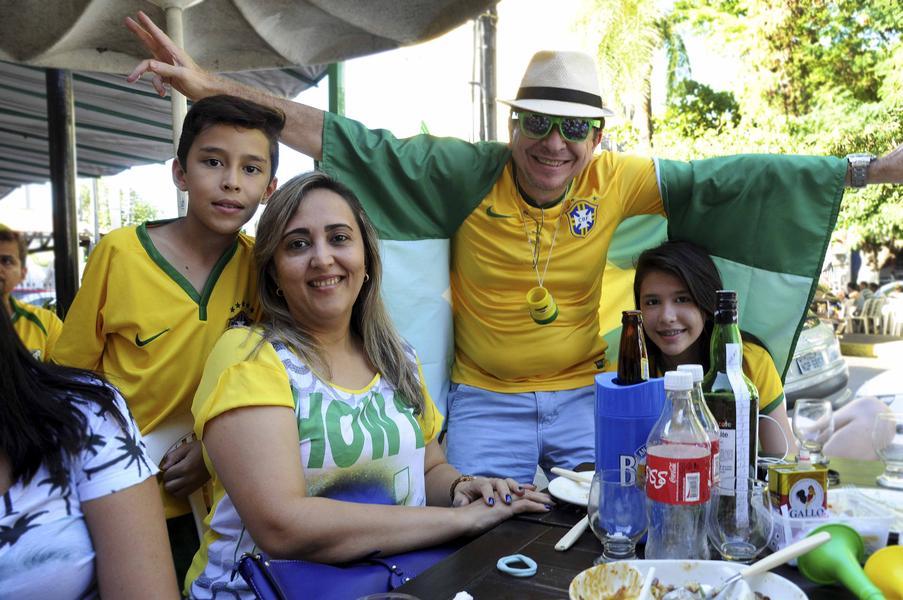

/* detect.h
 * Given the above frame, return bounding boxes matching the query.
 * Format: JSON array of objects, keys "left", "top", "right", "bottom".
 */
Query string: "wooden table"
[{"left": 396, "top": 459, "right": 894, "bottom": 599}]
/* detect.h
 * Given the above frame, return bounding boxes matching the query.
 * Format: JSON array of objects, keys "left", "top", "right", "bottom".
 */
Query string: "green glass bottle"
[{"left": 702, "top": 290, "right": 759, "bottom": 485}]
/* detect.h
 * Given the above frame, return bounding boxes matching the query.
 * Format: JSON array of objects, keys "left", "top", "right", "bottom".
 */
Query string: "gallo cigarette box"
[{"left": 767, "top": 463, "right": 828, "bottom": 517}]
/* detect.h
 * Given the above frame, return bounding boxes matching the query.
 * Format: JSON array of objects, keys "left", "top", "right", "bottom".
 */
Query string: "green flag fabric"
[
  {"left": 321, "top": 113, "right": 846, "bottom": 410},
  {"left": 659, "top": 155, "right": 846, "bottom": 376}
]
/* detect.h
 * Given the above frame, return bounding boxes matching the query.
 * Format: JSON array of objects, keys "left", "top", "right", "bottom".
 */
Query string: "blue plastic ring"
[{"left": 496, "top": 553, "right": 538, "bottom": 577}]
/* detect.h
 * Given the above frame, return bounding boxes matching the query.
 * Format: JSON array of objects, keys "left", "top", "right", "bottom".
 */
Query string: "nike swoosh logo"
[
  {"left": 486, "top": 205, "right": 515, "bottom": 219},
  {"left": 135, "top": 328, "right": 170, "bottom": 347}
]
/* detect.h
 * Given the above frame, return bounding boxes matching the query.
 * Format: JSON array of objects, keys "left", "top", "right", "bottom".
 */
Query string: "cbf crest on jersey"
[{"left": 567, "top": 200, "right": 597, "bottom": 238}]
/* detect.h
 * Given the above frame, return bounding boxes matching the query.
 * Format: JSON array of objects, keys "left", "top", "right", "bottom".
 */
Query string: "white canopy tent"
[
  {"left": 0, "top": 60, "right": 325, "bottom": 199},
  {"left": 0, "top": 0, "right": 497, "bottom": 311}
]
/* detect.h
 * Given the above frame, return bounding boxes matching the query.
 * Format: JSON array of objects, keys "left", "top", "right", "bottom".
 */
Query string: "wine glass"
[
  {"left": 793, "top": 399, "right": 834, "bottom": 465},
  {"left": 873, "top": 412, "right": 903, "bottom": 489},
  {"left": 587, "top": 469, "right": 647, "bottom": 563},
  {"left": 707, "top": 477, "right": 773, "bottom": 563}
]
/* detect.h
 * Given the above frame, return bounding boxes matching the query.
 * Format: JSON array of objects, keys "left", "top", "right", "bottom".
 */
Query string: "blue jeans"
[{"left": 445, "top": 383, "right": 596, "bottom": 484}]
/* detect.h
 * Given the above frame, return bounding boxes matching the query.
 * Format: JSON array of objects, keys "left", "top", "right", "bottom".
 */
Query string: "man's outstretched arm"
[
  {"left": 857, "top": 143, "right": 903, "bottom": 187},
  {"left": 125, "top": 11, "right": 324, "bottom": 160}
]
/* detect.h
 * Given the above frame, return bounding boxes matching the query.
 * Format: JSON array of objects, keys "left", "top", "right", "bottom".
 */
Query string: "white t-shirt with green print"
[{"left": 187, "top": 327, "right": 443, "bottom": 600}]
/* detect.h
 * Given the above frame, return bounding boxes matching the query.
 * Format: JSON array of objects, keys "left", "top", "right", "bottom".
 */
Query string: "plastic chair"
[
  {"left": 845, "top": 298, "right": 871, "bottom": 333},
  {"left": 848, "top": 298, "right": 886, "bottom": 334},
  {"left": 142, "top": 412, "right": 208, "bottom": 540},
  {"left": 863, "top": 297, "right": 886, "bottom": 334},
  {"left": 882, "top": 299, "right": 903, "bottom": 336}
]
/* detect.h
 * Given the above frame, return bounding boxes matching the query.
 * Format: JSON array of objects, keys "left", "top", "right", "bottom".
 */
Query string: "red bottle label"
[
  {"left": 710, "top": 438, "right": 720, "bottom": 486},
  {"left": 645, "top": 447, "right": 711, "bottom": 505}
]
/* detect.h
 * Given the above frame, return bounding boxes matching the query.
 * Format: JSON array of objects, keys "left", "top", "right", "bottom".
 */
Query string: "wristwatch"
[{"left": 846, "top": 153, "right": 876, "bottom": 188}]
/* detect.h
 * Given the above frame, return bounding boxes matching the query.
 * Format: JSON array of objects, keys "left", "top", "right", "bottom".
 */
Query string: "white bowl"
[
  {"left": 569, "top": 562, "right": 644, "bottom": 600},
  {"left": 570, "top": 560, "right": 806, "bottom": 600}
]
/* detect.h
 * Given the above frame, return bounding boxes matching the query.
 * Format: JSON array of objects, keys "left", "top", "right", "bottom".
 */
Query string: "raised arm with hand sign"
[{"left": 125, "top": 11, "right": 325, "bottom": 159}]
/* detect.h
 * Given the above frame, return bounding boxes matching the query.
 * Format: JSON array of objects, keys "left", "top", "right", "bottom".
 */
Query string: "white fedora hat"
[{"left": 500, "top": 50, "right": 614, "bottom": 119}]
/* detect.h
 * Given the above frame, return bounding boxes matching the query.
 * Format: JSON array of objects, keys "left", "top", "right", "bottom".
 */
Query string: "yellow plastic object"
[
  {"left": 865, "top": 546, "right": 903, "bottom": 600},
  {"left": 526, "top": 286, "right": 559, "bottom": 325},
  {"left": 796, "top": 523, "right": 885, "bottom": 600}
]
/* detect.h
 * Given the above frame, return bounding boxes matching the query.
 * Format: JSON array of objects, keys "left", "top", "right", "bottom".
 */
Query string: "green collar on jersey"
[
  {"left": 8, "top": 296, "right": 48, "bottom": 335},
  {"left": 137, "top": 220, "right": 239, "bottom": 322}
]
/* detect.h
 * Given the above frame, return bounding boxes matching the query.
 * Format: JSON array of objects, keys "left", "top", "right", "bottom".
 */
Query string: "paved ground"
[
  {"left": 847, "top": 354, "right": 895, "bottom": 393},
  {"left": 846, "top": 353, "right": 902, "bottom": 411}
]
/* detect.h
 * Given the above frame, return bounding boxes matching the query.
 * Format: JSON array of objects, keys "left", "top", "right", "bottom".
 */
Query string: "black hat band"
[{"left": 515, "top": 86, "right": 604, "bottom": 109}]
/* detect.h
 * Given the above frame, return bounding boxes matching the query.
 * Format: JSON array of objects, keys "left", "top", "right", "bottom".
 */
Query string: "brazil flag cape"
[{"left": 321, "top": 113, "right": 845, "bottom": 413}]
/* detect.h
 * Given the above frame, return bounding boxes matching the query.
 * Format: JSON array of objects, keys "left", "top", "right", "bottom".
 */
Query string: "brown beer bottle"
[{"left": 617, "top": 310, "right": 650, "bottom": 385}]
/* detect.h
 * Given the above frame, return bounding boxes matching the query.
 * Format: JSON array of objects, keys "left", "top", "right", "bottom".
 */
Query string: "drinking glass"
[
  {"left": 873, "top": 412, "right": 903, "bottom": 489},
  {"left": 587, "top": 468, "right": 647, "bottom": 563},
  {"left": 793, "top": 399, "right": 834, "bottom": 465},
  {"left": 707, "top": 477, "right": 773, "bottom": 563}
]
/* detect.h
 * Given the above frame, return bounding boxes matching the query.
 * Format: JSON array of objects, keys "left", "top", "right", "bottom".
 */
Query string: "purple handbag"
[{"left": 236, "top": 543, "right": 460, "bottom": 600}]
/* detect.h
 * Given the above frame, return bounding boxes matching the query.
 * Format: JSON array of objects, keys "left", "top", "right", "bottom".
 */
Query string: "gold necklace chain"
[{"left": 520, "top": 200, "right": 569, "bottom": 289}]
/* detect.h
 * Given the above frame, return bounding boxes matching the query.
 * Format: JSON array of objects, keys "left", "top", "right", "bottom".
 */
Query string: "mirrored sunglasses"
[{"left": 516, "top": 111, "right": 602, "bottom": 142}]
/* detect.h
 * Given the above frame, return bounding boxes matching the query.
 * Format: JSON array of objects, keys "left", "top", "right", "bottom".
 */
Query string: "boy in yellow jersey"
[
  {"left": 54, "top": 95, "right": 283, "bottom": 585},
  {"left": 0, "top": 225, "right": 62, "bottom": 361}
]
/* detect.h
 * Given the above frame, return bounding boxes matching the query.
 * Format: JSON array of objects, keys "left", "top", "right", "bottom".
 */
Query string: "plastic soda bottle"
[
  {"left": 645, "top": 370, "right": 711, "bottom": 559},
  {"left": 678, "top": 364, "right": 720, "bottom": 487}
]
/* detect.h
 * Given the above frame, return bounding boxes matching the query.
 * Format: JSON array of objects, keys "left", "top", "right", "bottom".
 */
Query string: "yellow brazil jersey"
[
  {"left": 650, "top": 340, "right": 784, "bottom": 415},
  {"left": 54, "top": 221, "right": 258, "bottom": 518},
  {"left": 191, "top": 327, "right": 442, "bottom": 455},
  {"left": 742, "top": 340, "right": 786, "bottom": 415},
  {"left": 10, "top": 296, "right": 62, "bottom": 361},
  {"left": 451, "top": 154, "right": 663, "bottom": 392}
]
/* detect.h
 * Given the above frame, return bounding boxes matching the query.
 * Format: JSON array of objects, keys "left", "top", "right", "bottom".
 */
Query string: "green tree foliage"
[
  {"left": 658, "top": 17, "right": 693, "bottom": 105},
  {"left": 76, "top": 180, "right": 157, "bottom": 234},
  {"left": 579, "top": 0, "right": 902, "bottom": 245},
  {"left": 650, "top": 0, "right": 903, "bottom": 248},
  {"left": 822, "top": 104, "right": 903, "bottom": 250},
  {"left": 120, "top": 189, "right": 157, "bottom": 226},
  {"left": 674, "top": 0, "right": 903, "bottom": 118},
  {"left": 878, "top": 43, "right": 903, "bottom": 102},
  {"left": 664, "top": 79, "right": 740, "bottom": 136},
  {"left": 578, "top": 0, "right": 662, "bottom": 145},
  {"left": 77, "top": 180, "right": 111, "bottom": 232},
  {"left": 754, "top": 1, "right": 896, "bottom": 117}
]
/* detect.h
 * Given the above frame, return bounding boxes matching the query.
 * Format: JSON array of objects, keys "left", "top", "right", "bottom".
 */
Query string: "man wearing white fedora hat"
[{"left": 128, "top": 13, "right": 903, "bottom": 484}]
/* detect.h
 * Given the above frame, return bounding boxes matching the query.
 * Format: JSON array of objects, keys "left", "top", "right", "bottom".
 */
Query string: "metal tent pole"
[
  {"left": 46, "top": 68, "right": 79, "bottom": 318},
  {"left": 478, "top": 6, "right": 497, "bottom": 141},
  {"left": 316, "top": 63, "right": 345, "bottom": 171},
  {"left": 328, "top": 62, "right": 345, "bottom": 116},
  {"left": 151, "top": 0, "right": 205, "bottom": 216}
]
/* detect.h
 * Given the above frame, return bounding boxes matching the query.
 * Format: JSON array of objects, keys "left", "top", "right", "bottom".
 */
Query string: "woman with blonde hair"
[{"left": 186, "top": 172, "right": 550, "bottom": 599}]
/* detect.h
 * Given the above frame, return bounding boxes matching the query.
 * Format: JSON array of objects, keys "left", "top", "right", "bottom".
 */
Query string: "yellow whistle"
[
  {"left": 865, "top": 545, "right": 903, "bottom": 599},
  {"left": 527, "top": 286, "right": 558, "bottom": 325}
]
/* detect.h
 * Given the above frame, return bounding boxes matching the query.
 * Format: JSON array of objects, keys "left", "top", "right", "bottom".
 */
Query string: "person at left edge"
[
  {"left": 0, "top": 302, "right": 179, "bottom": 598},
  {"left": 53, "top": 95, "right": 282, "bottom": 586},
  {"left": 0, "top": 224, "right": 62, "bottom": 361}
]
